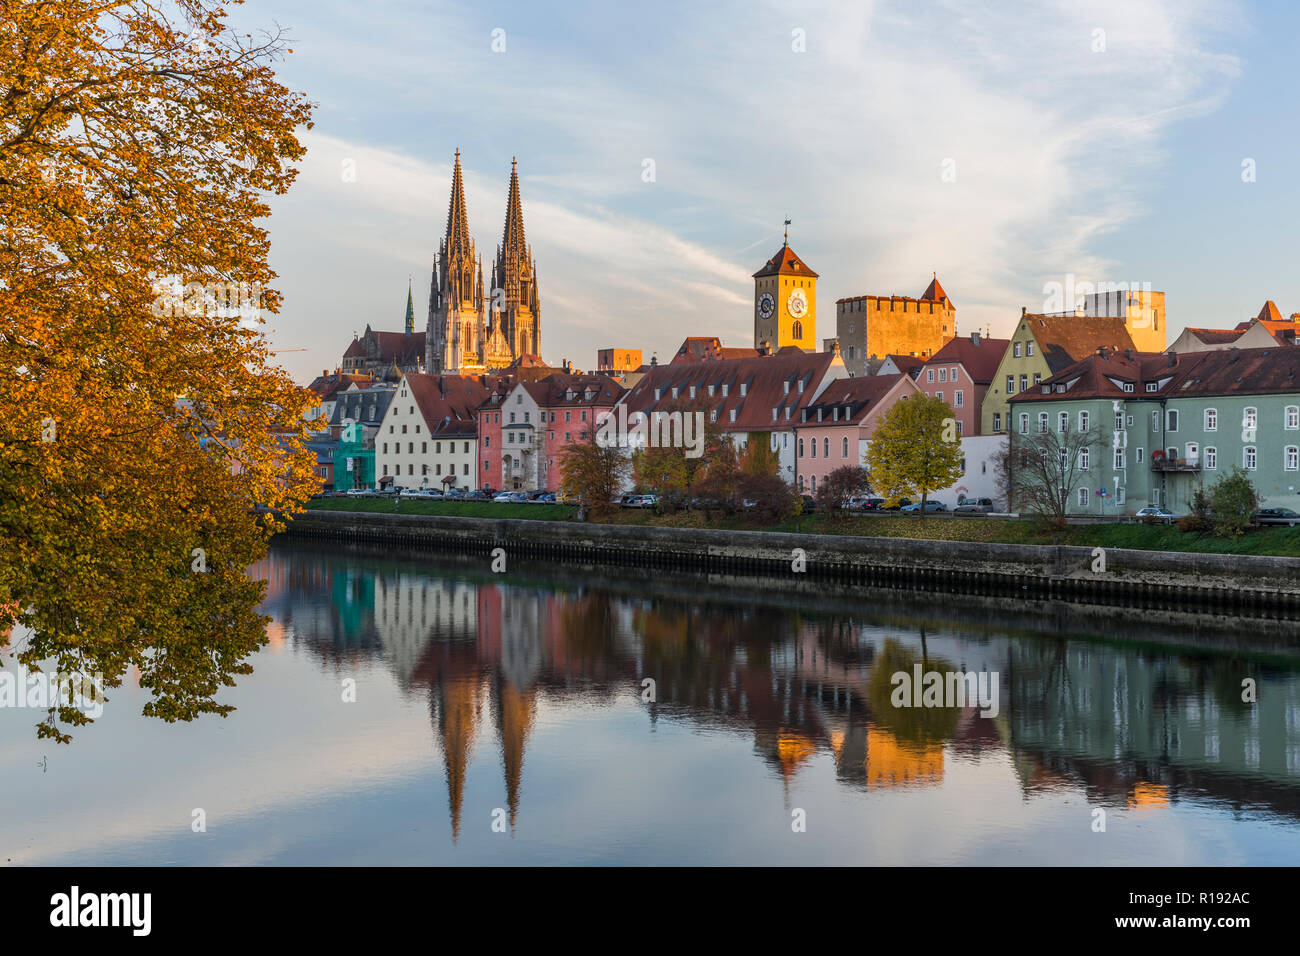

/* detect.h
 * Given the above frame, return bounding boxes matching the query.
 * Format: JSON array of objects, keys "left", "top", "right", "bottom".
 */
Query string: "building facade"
[
  {"left": 752, "top": 239, "right": 819, "bottom": 353},
  {"left": 916, "top": 332, "right": 1009, "bottom": 437},
  {"left": 375, "top": 373, "right": 497, "bottom": 491},
  {"left": 834, "top": 276, "right": 956, "bottom": 376},
  {"left": 1008, "top": 346, "right": 1300, "bottom": 514}
]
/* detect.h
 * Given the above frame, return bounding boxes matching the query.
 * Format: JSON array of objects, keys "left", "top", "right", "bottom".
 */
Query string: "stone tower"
[
  {"left": 489, "top": 158, "right": 541, "bottom": 364},
  {"left": 427, "top": 149, "right": 486, "bottom": 374},
  {"left": 752, "top": 225, "right": 818, "bottom": 353}
]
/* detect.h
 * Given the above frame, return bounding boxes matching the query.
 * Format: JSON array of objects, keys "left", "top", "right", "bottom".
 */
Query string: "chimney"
[
  {"left": 1097, "top": 347, "right": 1108, "bottom": 358},
  {"left": 1123, "top": 348, "right": 1133, "bottom": 361},
  {"left": 970, "top": 331, "right": 981, "bottom": 345},
  {"left": 1021, "top": 306, "right": 1027, "bottom": 317}
]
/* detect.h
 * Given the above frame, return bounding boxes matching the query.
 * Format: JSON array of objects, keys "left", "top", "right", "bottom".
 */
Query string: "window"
[
  {"left": 1116, "top": 486, "right": 1125, "bottom": 505},
  {"left": 993, "top": 413, "right": 1002, "bottom": 432},
  {"left": 799, "top": 438, "right": 805, "bottom": 457},
  {"left": 823, "top": 437, "right": 830, "bottom": 458},
  {"left": 1114, "top": 448, "right": 1125, "bottom": 469},
  {"left": 1146, "top": 382, "right": 1158, "bottom": 393},
  {"left": 842, "top": 437, "right": 849, "bottom": 458},
  {"left": 1136, "top": 447, "right": 1145, "bottom": 464},
  {"left": 483, "top": 437, "right": 490, "bottom": 448},
  {"left": 1027, "top": 342, "right": 1035, "bottom": 357},
  {"left": 792, "top": 321, "right": 803, "bottom": 339},
  {"left": 1079, "top": 488, "right": 1090, "bottom": 508},
  {"left": 938, "top": 368, "right": 947, "bottom": 382},
  {"left": 1204, "top": 408, "right": 1217, "bottom": 431},
  {"left": 729, "top": 409, "right": 736, "bottom": 423},
  {"left": 951, "top": 367, "right": 958, "bottom": 380},
  {"left": 1244, "top": 445, "right": 1257, "bottom": 470},
  {"left": 739, "top": 382, "right": 748, "bottom": 396},
  {"left": 1115, "top": 412, "right": 1124, "bottom": 431},
  {"left": 1019, "top": 413, "right": 1029, "bottom": 434},
  {"left": 1079, "top": 410, "right": 1090, "bottom": 432},
  {"left": 1123, "top": 383, "right": 1134, "bottom": 393},
  {"left": 1204, "top": 446, "right": 1216, "bottom": 470},
  {"left": 1019, "top": 374, "right": 1028, "bottom": 393},
  {"left": 1166, "top": 409, "right": 1178, "bottom": 432},
  {"left": 1287, "top": 446, "right": 1299, "bottom": 471},
  {"left": 1079, "top": 447, "right": 1089, "bottom": 470},
  {"left": 1038, "top": 412, "right": 1048, "bottom": 434},
  {"left": 772, "top": 408, "right": 779, "bottom": 422},
  {"left": 936, "top": 391, "right": 943, "bottom": 402},
  {"left": 509, "top": 413, "right": 515, "bottom": 424},
  {"left": 1288, "top": 406, "right": 1300, "bottom": 430},
  {"left": 1185, "top": 442, "right": 1198, "bottom": 463},
  {"left": 926, "top": 369, "right": 935, "bottom": 383},
  {"left": 1058, "top": 412, "right": 1069, "bottom": 434},
  {"left": 1013, "top": 342, "right": 1022, "bottom": 358},
  {"left": 810, "top": 439, "right": 817, "bottom": 458},
  {"left": 1244, "top": 407, "right": 1258, "bottom": 430},
  {"left": 955, "top": 390, "right": 964, "bottom": 407},
  {"left": 1033, "top": 373, "right": 1041, "bottom": 385},
  {"left": 1151, "top": 410, "right": 1161, "bottom": 432},
  {"left": 1006, "top": 375, "right": 1014, "bottom": 395}
]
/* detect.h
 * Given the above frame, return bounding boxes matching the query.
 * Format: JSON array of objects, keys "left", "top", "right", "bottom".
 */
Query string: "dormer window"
[
  {"left": 783, "top": 381, "right": 790, "bottom": 394},
  {"left": 721, "top": 384, "right": 729, "bottom": 397},
  {"left": 797, "top": 380, "right": 805, "bottom": 393},
  {"left": 654, "top": 387, "right": 662, "bottom": 400},
  {"left": 739, "top": 383, "right": 748, "bottom": 396}
]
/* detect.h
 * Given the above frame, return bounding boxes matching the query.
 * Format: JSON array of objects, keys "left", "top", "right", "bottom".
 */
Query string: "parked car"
[
  {"left": 344, "top": 488, "right": 372, "bottom": 497},
  {"left": 954, "top": 498, "right": 994, "bottom": 515},
  {"left": 901, "top": 500, "right": 947, "bottom": 514},
  {"left": 881, "top": 498, "right": 912, "bottom": 511},
  {"left": 846, "top": 495, "right": 874, "bottom": 511},
  {"left": 1135, "top": 506, "right": 1178, "bottom": 523},
  {"left": 799, "top": 495, "right": 817, "bottom": 513},
  {"left": 624, "top": 494, "right": 658, "bottom": 509},
  {"left": 1254, "top": 507, "right": 1300, "bottom": 527},
  {"left": 493, "top": 491, "right": 518, "bottom": 503}
]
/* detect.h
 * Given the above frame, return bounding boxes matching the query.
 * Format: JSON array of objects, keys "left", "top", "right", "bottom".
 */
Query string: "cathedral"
[{"left": 426, "top": 150, "right": 542, "bottom": 374}]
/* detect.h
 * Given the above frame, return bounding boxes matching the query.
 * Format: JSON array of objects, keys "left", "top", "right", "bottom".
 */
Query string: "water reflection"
[{"left": 256, "top": 541, "right": 1300, "bottom": 844}]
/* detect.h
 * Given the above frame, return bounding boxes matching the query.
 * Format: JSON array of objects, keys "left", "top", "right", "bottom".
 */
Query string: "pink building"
[
  {"left": 916, "top": 332, "right": 1008, "bottom": 437},
  {"left": 793, "top": 373, "right": 919, "bottom": 493}
]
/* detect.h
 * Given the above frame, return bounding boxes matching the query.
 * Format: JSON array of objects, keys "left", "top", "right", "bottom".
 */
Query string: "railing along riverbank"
[{"left": 278, "top": 509, "right": 1300, "bottom": 617}]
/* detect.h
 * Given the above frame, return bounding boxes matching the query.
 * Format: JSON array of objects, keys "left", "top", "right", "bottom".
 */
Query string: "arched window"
[
  {"left": 842, "top": 437, "right": 849, "bottom": 458},
  {"left": 823, "top": 437, "right": 830, "bottom": 458},
  {"left": 798, "top": 438, "right": 804, "bottom": 457},
  {"left": 792, "top": 320, "right": 804, "bottom": 339}
]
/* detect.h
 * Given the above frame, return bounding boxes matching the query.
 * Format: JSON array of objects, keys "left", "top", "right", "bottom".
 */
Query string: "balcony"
[{"left": 1151, "top": 454, "right": 1200, "bottom": 473}]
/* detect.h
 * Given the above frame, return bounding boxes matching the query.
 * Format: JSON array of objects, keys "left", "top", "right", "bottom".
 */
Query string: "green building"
[
  {"left": 1008, "top": 346, "right": 1300, "bottom": 514},
  {"left": 333, "top": 423, "right": 376, "bottom": 491}
]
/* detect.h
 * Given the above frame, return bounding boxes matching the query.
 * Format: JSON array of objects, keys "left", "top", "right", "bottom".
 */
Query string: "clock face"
[
  {"left": 757, "top": 292, "right": 775, "bottom": 319},
  {"left": 787, "top": 288, "right": 808, "bottom": 319}
]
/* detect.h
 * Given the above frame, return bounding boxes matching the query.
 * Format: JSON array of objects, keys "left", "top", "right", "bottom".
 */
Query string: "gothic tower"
[
  {"left": 427, "top": 149, "right": 486, "bottom": 374},
  {"left": 489, "top": 158, "right": 541, "bottom": 365}
]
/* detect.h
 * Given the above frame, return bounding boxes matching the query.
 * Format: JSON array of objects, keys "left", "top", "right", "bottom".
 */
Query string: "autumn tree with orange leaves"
[{"left": 0, "top": 0, "right": 317, "bottom": 740}]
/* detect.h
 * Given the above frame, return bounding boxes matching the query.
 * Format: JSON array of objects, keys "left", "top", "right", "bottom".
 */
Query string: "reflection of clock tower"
[{"left": 751, "top": 225, "right": 818, "bottom": 353}]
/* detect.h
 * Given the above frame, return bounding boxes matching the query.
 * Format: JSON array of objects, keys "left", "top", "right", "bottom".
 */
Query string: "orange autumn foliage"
[{"left": 0, "top": 0, "right": 317, "bottom": 740}]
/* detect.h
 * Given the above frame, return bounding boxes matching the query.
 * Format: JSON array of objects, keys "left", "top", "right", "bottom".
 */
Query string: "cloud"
[{"left": 260, "top": 0, "right": 1243, "bottom": 380}]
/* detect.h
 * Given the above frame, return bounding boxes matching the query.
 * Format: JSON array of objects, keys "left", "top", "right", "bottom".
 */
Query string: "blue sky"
[{"left": 244, "top": 0, "right": 1298, "bottom": 383}]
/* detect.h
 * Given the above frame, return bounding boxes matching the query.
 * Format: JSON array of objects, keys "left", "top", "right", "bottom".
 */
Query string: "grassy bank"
[
  {"left": 306, "top": 496, "right": 576, "bottom": 521},
  {"left": 304, "top": 498, "right": 1300, "bottom": 556}
]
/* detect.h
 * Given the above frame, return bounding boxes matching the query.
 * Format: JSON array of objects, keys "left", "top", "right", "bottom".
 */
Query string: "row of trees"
[{"left": 557, "top": 394, "right": 969, "bottom": 521}]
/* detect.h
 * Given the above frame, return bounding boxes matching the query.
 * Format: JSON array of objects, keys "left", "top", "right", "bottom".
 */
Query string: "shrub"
[{"left": 1209, "top": 467, "right": 1262, "bottom": 537}]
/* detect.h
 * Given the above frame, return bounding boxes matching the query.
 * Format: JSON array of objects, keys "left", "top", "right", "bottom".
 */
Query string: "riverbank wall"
[{"left": 280, "top": 510, "right": 1300, "bottom": 616}]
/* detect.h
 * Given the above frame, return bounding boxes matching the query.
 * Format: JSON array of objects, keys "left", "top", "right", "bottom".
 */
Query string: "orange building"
[{"left": 834, "top": 275, "right": 957, "bottom": 376}]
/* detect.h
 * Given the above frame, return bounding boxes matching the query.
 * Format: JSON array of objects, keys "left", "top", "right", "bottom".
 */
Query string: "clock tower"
[{"left": 751, "top": 224, "right": 818, "bottom": 352}]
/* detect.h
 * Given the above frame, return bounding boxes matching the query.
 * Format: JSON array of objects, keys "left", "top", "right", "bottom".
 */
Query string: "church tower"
[
  {"left": 752, "top": 224, "right": 818, "bottom": 352},
  {"left": 427, "top": 149, "right": 486, "bottom": 374},
  {"left": 489, "top": 158, "right": 541, "bottom": 365}
]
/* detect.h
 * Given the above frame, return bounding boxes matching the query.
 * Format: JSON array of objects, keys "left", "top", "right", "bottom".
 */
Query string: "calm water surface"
[{"left": 3, "top": 540, "right": 1300, "bottom": 865}]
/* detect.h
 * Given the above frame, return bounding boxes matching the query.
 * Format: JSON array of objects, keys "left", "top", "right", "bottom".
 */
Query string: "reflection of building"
[{"left": 259, "top": 544, "right": 1300, "bottom": 840}]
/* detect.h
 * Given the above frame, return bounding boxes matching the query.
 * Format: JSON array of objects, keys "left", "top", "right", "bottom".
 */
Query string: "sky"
[{"left": 239, "top": 0, "right": 1300, "bottom": 384}]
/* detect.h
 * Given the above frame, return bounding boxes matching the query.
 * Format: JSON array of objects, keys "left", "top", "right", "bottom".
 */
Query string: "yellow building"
[
  {"left": 834, "top": 275, "right": 957, "bottom": 375},
  {"left": 752, "top": 237, "right": 818, "bottom": 353}
]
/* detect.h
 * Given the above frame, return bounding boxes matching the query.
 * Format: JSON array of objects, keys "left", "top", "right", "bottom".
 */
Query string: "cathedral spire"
[
  {"left": 405, "top": 275, "right": 414, "bottom": 334},
  {"left": 501, "top": 156, "right": 526, "bottom": 255},
  {"left": 445, "top": 148, "right": 472, "bottom": 258}
]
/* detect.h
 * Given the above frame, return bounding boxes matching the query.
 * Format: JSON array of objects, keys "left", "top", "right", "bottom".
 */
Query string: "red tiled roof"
[
  {"left": 1022, "top": 313, "right": 1136, "bottom": 373},
  {"left": 670, "top": 337, "right": 760, "bottom": 364},
  {"left": 920, "top": 275, "right": 952, "bottom": 306},
  {"left": 1184, "top": 328, "right": 1243, "bottom": 345},
  {"left": 752, "top": 244, "right": 819, "bottom": 279},
  {"left": 518, "top": 373, "right": 625, "bottom": 409},
  {"left": 404, "top": 373, "right": 502, "bottom": 436},
  {"left": 798, "top": 374, "right": 913, "bottom": 426},
  {"left": 923, "top": 335, "right": 1010, "bottom": 383},
  {"left": 622, "top": 349, "right": 841, "bottom": 432},
  {"left": 1259, "top": 300, "right": 1283, "bottom": 323},
  {"left": 1011, "top": 346, "right": 1300, "bottom": 403}
]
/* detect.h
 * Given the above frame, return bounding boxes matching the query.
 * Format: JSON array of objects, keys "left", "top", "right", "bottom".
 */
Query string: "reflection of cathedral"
[
  {"left": 261, "top": 547, "right": 1300, "bottom": 840},
  {"left": 426, "top": 151, "right": 541, "bottom": 374}
]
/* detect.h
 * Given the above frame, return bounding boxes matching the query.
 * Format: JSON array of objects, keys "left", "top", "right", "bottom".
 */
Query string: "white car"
[{"left": 1135, "top": 506, "right": 1178, "bottom": 523}]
